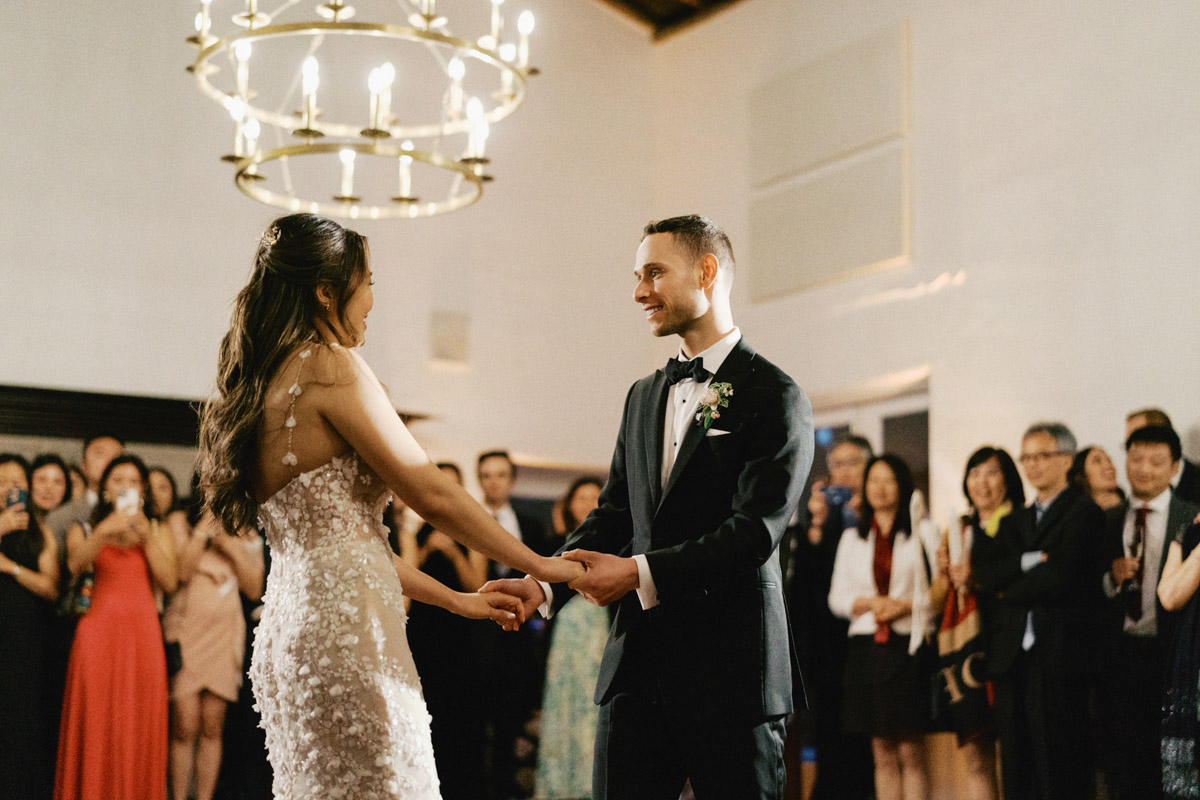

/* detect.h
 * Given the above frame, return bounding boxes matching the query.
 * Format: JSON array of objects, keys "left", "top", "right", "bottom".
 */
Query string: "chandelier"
[{"left": 186, "top": 0, "right": 538, "bottom": 220}]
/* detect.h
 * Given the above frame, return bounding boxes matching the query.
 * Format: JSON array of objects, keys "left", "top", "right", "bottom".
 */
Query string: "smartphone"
[
  {"left": 115, "top": 488, "right": 140, "bottom": 515},
  {"left": 822, "top": 485, "right": 852, "bottom": 507},
  {"left": 5, "top": 488, "right": 27, "bottom": 509}
]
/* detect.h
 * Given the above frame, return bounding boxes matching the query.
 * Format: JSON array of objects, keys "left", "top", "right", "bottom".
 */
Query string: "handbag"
[{"left": 57, "top": 523, "right": 95, "bottom": 618}]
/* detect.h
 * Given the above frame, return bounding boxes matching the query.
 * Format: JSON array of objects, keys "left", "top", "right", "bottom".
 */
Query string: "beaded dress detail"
[{"left": 251, "top": 347, "right": 440, "bottom": 800}]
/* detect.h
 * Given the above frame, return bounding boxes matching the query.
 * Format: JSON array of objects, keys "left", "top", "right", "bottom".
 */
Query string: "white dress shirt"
[
  {"left": 489, "top": 503, "right": 522, "bottom": 542},
  {"left": 538, "top": 328, "right": 742, "bottom": 617}
]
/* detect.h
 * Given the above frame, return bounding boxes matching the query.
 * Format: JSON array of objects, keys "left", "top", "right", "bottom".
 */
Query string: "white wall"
[
  {"left": 0, "top": 0, "right": 657, "bottom": 497},
  {"left": 646, "top": 0, "right": 1200, "bottom": 514},
  {"left": 2, "top": 0, "right": 1199, "bottom": 513}
]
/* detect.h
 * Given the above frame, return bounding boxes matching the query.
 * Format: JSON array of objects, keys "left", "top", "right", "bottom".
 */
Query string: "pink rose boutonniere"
[{"left": 695, "top": 382, "right": 734, "bottom": 430}]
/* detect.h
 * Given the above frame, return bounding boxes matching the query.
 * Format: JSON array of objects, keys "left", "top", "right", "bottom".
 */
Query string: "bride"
[{"left": 198, "top": 213, "right": 583, "bottom": 800}]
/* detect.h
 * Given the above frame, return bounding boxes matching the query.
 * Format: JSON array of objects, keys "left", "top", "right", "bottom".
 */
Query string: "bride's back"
[{"left": 252, "top": 341, "right": 359, "bottom": 503}]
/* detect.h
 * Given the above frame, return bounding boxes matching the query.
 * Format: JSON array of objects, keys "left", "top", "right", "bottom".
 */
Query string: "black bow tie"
[{"left": 664, "top": 356, "right": 711, "bottom": 385}]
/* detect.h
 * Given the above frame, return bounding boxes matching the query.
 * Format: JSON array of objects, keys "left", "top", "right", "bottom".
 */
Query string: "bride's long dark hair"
[{"left": 199, "top": 213, "right": 368, "bottom": 533}]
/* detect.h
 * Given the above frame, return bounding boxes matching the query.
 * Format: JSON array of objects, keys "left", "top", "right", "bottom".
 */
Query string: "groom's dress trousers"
[{"left": 548, "top": 333, "right": 814, "bottom": 800}]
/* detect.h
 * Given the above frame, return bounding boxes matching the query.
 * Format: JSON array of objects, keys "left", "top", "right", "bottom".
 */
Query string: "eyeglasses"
[{"left": 1018, "top": 451, "right": 1068, "bottom": 465}]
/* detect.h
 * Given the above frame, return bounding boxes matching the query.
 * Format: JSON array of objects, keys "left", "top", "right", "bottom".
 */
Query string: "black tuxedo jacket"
[
  {"left": 1176, "top": 459, "right": 1200, "bottom": 507},
  {"left": 1099, "top": 494, "right": 1200, "bottom": 649},
  {"left": 550, "top": 338, "right": 813, "bottom": 723},
  {"left": 972, "top": 487, "right": 1106, "bottom": 678}
]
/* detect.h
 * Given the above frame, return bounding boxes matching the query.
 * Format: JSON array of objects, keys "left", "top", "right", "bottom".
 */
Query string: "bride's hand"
[
  {"left": 529, "top": 555, "right": 586, "bottom": 585},
  {"left": 452, "top": 591, "right": 524, "bottom": 631}
]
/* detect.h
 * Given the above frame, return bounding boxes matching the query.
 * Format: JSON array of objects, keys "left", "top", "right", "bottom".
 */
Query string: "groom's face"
[{"left": 634, "top": 233, "right": 707, "bottom": 338}]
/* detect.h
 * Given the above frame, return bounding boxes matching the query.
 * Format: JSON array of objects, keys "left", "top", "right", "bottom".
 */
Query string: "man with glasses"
[{"left": 974, "top": 422, "right": 1105, "bottom": 800}]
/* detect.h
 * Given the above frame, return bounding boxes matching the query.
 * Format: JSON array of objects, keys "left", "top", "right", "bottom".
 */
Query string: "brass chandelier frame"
[{"left": 186, "top": 3, "right": 537, "bottom": 220}]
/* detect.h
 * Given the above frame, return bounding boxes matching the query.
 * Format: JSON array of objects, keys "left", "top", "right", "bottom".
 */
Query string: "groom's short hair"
[{"left": 643, "top": 215, "right": 735, "bottom": 275}]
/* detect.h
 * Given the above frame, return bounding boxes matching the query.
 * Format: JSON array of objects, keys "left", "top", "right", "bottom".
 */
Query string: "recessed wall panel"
[
  {"left": 749, "top": 145, "right": 909, "bottom": 301},
  {"left": 750, "top": 23, "right": 909, "bottom": 187}
]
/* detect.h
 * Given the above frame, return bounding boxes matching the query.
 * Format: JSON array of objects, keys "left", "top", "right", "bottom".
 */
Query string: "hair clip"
[{"left": 259, "top": 227, "right": 281, "bottom": 248}]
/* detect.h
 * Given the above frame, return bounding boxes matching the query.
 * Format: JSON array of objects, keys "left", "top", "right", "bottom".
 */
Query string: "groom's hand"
[
  {"left": 479, "top": 576, "right": 545, "bottom": 630},
  {"left": 562, "top": 550, "right": 639, "bottom": 606}
]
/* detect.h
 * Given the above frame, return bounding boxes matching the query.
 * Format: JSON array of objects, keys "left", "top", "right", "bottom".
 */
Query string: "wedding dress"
[{"left": 251, "top": 348, "right": 440, "bottom": 800}]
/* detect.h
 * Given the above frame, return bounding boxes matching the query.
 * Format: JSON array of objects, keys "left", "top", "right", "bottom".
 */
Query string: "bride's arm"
[
  {"left": 315, "top": 348, "right": 582, "bottom": 585},
  {"left": 388, "top": 551, "right": 522, "bottom": 626}
]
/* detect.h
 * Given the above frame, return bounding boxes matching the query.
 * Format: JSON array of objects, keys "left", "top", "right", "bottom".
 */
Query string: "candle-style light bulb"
[
  {"left": 302, "top": 57, "right": 320, "bottom": 129},
  {"left": 378, "top": 62, "right": 396, "bottom": 124},
  {"left": 499, "top": 43, "right": 517, "bottom": 95},
  {"left": 475, "top": 119, "right": 490, "bottom": 159},
  {"left": 338, "top": 148, "right": 356, "bottom": 198},
  {"left": 229, "top": 97, "right": 247, "bottom": 156},
  {"left": 243, "top": 116, "right": 261, "bottom": 158},
  {"left": 465, "top": 97, "right": 483, "bottom": 158},
  {"left": 447, "top": 56, "right": 466, "bottom": 118},
  {"left": 398, "top": 139, "right": 414, "bottom": 198},
  {"left": 367, "top": 67, "right": 384, "bottom": 130},
  {"left": 517, "top": 10, "right": 534, "bottom": 67},
  {"left": 234, "top": 40, "right": 252, "bottom": 100},
  {"left": 490, "top": 0, "right": 504, "bottom": 44}
]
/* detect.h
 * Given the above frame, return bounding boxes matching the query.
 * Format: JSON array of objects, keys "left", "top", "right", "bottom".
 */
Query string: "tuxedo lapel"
[
  {"left": 660, "top": 339, "right": 756, "bottom": 506},
  {"left": 645, "top": 372, "right": 669, "bottom": 509}
]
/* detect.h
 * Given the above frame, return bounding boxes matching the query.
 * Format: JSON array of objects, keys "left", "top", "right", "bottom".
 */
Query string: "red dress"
[{"left": 55, "top": 544, "right": 167, "bottom": 800}]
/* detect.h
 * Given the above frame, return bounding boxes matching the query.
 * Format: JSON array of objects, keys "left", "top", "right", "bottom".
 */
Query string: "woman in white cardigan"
[{"left": 828, "top": 454, "right": 934, "bottom": 800}]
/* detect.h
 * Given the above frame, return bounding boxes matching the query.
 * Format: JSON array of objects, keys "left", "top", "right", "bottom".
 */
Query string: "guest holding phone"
[
  {"left": 1, "top": 453, "right": 62, "bottom": 800},
  {"left": 55, "top": 454, "right": 178, "bottom": 800}
]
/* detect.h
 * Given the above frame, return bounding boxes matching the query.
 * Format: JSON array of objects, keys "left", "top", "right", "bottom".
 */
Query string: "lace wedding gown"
[{"left": 252, "top": 397, "right": 440, "bottom": 800}]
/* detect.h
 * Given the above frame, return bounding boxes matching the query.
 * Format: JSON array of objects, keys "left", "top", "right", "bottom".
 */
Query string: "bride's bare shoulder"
[{"left": 301, "top": 341, "right": 367, "bottom": 386}]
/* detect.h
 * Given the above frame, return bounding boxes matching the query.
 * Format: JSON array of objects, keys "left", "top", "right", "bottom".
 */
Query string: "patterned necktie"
[{"left": 1126, "top": 506, "right": 1149, "bottom": 622}]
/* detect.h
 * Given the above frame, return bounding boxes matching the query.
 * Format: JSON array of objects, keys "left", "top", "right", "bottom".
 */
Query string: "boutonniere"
[{"left": 694, "top": 382, "right": 734, "bottom": 430}]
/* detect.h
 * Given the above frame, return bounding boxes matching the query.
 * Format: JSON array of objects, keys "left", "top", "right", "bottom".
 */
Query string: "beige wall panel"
[
  {"left": 749, "top": 144, "right": 909, "bottom": 301},
  {"left": 750, "top": 22, "right": 909, "bottom": 187}
]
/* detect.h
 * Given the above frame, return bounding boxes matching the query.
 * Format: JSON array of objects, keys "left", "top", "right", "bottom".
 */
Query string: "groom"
[{"left": 483, "top": 215, "right": 814, "bottom": 800}]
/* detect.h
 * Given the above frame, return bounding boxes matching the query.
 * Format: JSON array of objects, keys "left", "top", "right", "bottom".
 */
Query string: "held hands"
[
  {"left": 562, "top": 549, "right": 639, "bottom": 607},
  {"left": 479, "top": 577, "right": 546, "bottom": 632},
  {"left": 1111, "top": 556, "right": 1141, "bottom": 585},
  {"left": 453, "top": 589, "right": 525, "bottom": 630},
  {"left": 96, "top": 509, "right": 151, "bottom": 548},
  {"left": 0, "top": 503, "right": 29, "bottom": 538},
  {"left": 527, "top": 555, "right": 586, "bottom": 585},
  {"left": 873, "top": 595, "right": 909, "bottom": 624}
]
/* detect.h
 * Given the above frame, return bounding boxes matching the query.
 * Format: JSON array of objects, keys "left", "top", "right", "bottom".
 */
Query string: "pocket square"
[{"left": 706, "top": 428, "right": 731, "bottom": 437}]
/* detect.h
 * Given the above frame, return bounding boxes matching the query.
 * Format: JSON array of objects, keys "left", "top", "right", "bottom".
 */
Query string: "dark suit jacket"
[
  {"left": 1175, "top": 459, "right": 1200, "bottom": 507},
  {"left": 972, "top": 487, "right": 1106, "bottom": 678},
  {"left": 1099, "top": 494, "right": 1200, "bottom": 651},
  {"left": 488, "top": 507, "right": 550, "bottom": 580},
  {"left": 550, "top": 338, "right": 814, "bottom": 723}
]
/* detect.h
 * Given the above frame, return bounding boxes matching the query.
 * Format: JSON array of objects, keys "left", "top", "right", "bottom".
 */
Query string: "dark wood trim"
[
  {"left": 0, "top": 385, "right": 202, "bottom": 446},
  {"left": 0, "top": 385, "right": 430, "bottom": 447}
]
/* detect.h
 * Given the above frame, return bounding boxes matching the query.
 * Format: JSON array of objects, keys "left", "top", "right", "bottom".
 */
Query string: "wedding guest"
[
  {"left": 1069, "top": 446, "right": 1126, "bottom": 511},
  {"left": 45, "top": 435, "right": 125, "bottom": 554},
  {"left": 973, "top": 422, "right": 1105, "bottom": 800},
  {"left": 828, "top": 454, "right": 932, "bottom": 800},
  {"left": 1127, "top": 408, "right": 1200, "bottom": 505},
  {"left": 478, "top": 449, "right": 551, "bottom": 799},
  {"left": 537, "top": 476, "right": 607, "bottom": 800},
  {"left": 0, "top": 454, "right": 61, "bottom": 800},
  {"left": 1095, "top": 426, "right": 1199, "bottom": 800},
  {"left": 1158, "top": 520, "right": 1200, "bottom": 799},
  {"left": 67, "top": 464, "right": 87, "bottom": 504},
  {"left": 30, "top": 453, "right": 73, "bottom": 522},
  {"left": 793, "top": 434, "right": 876, "bottom": 800},
  {"left": 55, "top": 454, "right": 179, "bottom": 800},
  {"left": 406, "top": 461, "right": 489, "bottom": 800},
  {"left": 164, "top": 510, "right": 264, "bottom": 800},
  {"left": 934, "top": 446, "right": 1024, "bottom": 800},
  {"left": 149, "top": 466, "right": 192, "bottom": 534}
]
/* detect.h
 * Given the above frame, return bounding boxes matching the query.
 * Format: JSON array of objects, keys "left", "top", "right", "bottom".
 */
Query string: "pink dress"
[{"left": 162, "top": 530, "right": 263, "bottom": 701}]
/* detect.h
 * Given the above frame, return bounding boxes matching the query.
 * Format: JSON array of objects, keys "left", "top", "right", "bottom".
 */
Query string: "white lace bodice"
[{"left": 251, "top": 442, "right": 440, "bottom": 798}]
